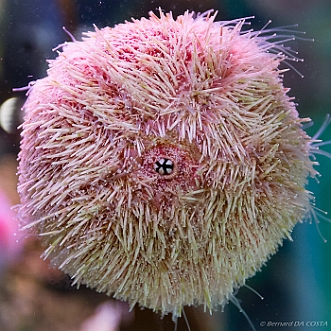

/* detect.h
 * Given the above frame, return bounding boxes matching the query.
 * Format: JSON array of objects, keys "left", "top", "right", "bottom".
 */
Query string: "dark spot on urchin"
[{"left": 154, "top": 158, "right": 174, "bottom": 176}]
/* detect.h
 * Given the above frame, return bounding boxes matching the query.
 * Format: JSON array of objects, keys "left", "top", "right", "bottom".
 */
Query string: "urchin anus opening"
[{"left": 154, "top": 157, "right": 175, "bottom": 176}]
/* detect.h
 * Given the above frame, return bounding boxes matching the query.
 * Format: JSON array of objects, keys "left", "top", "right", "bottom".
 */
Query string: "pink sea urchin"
[{"left": 17, "top": 10, "right": 323, "bottom": 319}]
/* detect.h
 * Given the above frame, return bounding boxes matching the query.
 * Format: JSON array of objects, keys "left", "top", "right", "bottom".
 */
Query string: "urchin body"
[{"left": 17, "top": 11, "right": 315, "bottom": 317}]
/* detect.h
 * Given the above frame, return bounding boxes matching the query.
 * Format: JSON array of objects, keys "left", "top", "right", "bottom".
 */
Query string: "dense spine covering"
[{"left": 17, "top": 10, "right": 317, "bottom": 317}]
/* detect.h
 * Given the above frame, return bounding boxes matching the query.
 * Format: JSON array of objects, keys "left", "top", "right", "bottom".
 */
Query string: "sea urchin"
[{"left": 17, "top": 10, "right": 322, "bottom": 318}]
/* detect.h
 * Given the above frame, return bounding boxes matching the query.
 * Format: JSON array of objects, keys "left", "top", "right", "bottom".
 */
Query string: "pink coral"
[
  {"left": 17, "top": 10, "right": 319, "bottom": 318},
  {"left": 0, "top": 190, "right": 20, "bottom": 270}
]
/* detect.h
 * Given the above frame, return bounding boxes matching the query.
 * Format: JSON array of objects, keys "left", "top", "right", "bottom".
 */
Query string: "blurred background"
[{"left": 0, "top": 0, "right": 330, "bottom": 330}]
